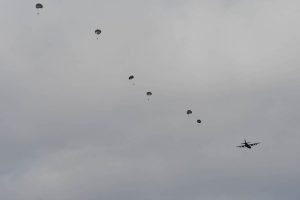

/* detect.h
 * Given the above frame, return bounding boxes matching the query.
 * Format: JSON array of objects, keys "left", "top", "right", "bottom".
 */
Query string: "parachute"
[
  {"left": 197, "top": 119, "right": 202, "bottom": 124},
  {"left": 146, "top": 91, "right": 152, "bottom": 101},
  {"left": 95, "top": 29, "right": 101, "bottom": 39},
  {"left": 128, "top": 75, "right": 135, "bottom": 85},
  {"left": 36, "top": 3, "right": 43, "bottom": 9},
  {"left": 35, "top": 3, "right": 43, "bottom": 15},
  {"left": 186, "top": 110, "right": 192, "bottom": 116}
]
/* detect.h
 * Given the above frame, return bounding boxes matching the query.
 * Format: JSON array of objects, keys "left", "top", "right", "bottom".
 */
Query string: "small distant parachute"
[
  {"left": 95, "top": 29, "right": 102, "bottom": 39},
  {"left": 95, "top": 29, "right": 101, "bottom": 35},
  {"left": 197, "top": 119, "right": 202, "bottom": 124},
  {"left": 35, "top": 3, "right": 43, "bottom": 15},
  {"left": 36, "top": 3, "right": 43, "bottom": 9},
  {"left": 128, "top": 75, "right": 135, "bottom": 85},
  {"left": 146, "top": 91, "right": 152, "bottom": 101},
  {"left": 186, "top": 110, "right": 192, "bottom": 116}
]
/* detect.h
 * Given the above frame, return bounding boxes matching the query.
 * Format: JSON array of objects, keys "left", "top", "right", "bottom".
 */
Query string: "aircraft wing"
[
  {"left": 237, "top": 145, "right": 246, "bottom": 148},
  {"left": 250, "top": 142, "right": 260, "bottom": 146}
]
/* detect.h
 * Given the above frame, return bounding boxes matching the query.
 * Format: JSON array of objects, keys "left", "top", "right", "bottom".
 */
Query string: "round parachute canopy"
[
  {"left": 95, "top": 29, "right": 102, "bottom": 35},
  {"left": 197, "top": 119, "right": 202, "bottom": 123},
  {"left": 146, "top": 92, "right": 152, "bottom": 96},
  {"left": 36, "top": 3, "right": 43, "bottom": 9},
  {"left": 129, "top": 75, "right": 134, "bottom": 80},
  {"left": 186, "top": 110, "right": 192, "bottom": 115}
]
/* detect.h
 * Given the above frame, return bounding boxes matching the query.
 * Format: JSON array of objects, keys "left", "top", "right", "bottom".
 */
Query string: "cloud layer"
[{"left": 0, "top": 0, "right": 300, "bottom": 199}]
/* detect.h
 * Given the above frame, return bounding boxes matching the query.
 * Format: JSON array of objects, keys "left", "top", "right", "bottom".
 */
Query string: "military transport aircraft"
[{"left": 237, "top": 139, "right": 260, "bottom": 149}]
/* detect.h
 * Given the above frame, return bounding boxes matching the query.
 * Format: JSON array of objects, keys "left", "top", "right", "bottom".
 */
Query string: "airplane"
[{"left": 237, "top": 139, "right": 260, "bottom": 149}]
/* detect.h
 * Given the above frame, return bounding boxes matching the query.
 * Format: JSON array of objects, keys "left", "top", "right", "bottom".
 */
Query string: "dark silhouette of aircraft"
[{"left": 237, "top": 139, "right": 260, "bottom": 149}]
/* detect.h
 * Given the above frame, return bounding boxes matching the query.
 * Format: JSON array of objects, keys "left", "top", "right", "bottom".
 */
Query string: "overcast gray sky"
[{"left": 0, "top": 0, "right": 300, "bottom": 199}]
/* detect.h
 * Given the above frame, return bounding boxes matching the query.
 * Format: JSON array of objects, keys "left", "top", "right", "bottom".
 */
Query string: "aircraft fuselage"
[{"left": 244, "top": 143, "right": 251, "bottom": 149}]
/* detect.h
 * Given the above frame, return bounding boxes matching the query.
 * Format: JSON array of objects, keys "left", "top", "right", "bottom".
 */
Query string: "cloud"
[{"left": 0, "top": 0, "right": 300, "bottom": 199}]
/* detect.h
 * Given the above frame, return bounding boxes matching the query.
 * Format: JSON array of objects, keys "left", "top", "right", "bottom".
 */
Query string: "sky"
[{"left": 0, "top": 0, "right": 300, "bottom": 199}]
